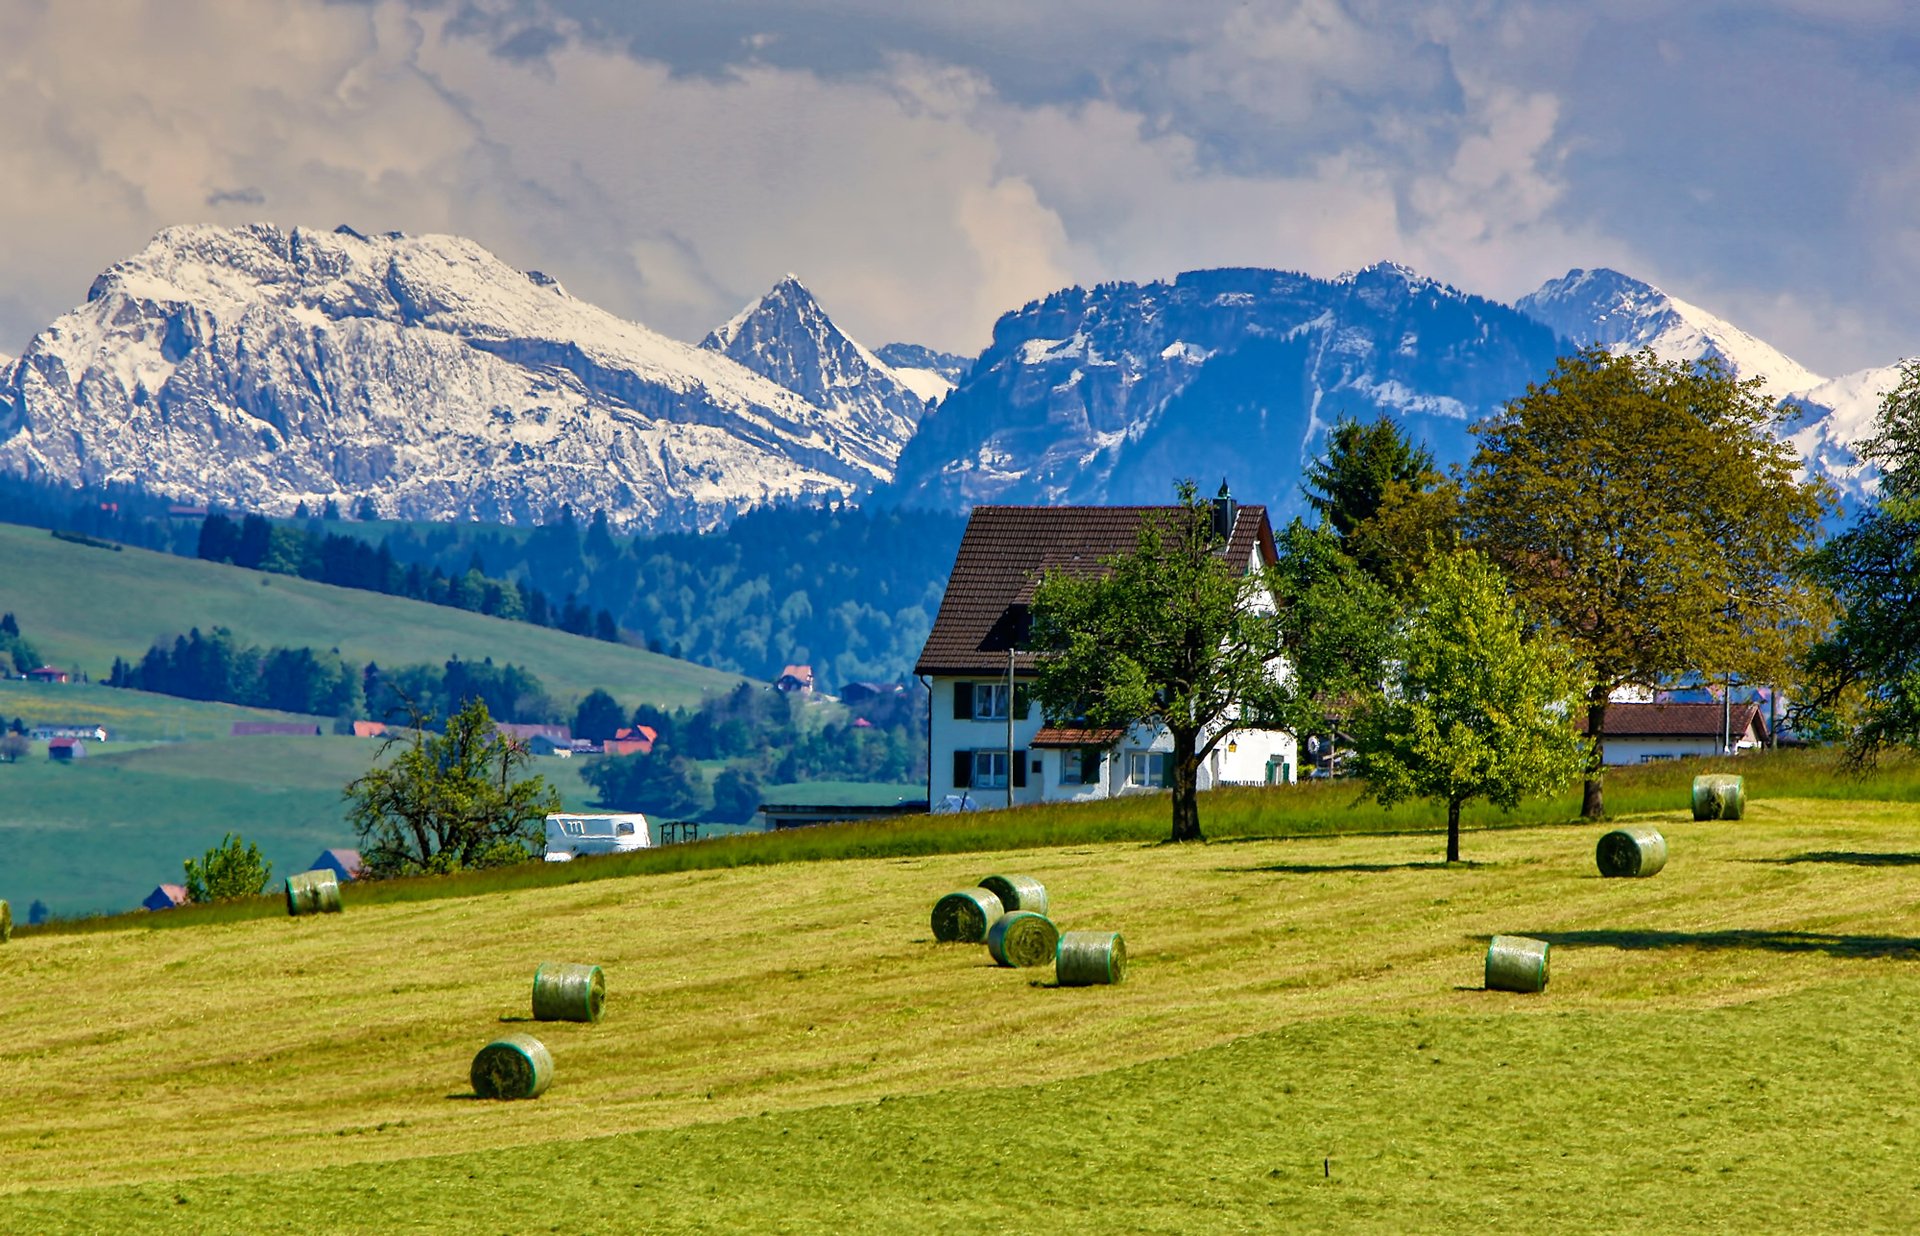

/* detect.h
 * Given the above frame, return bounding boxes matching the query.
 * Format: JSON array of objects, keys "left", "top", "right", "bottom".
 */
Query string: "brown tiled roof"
[
  {"left": 1030, "top": 726, "right": 1127, "bottom": 748},
  {"left": 1578, "top": 701, "right": 1767, "bottom": 741},
  {"left": 914, "top": 503, "right": 1275, "bottom": 677}
]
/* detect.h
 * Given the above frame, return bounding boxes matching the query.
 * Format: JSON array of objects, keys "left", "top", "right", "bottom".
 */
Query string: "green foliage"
[
  {"left": 571, "top": 688, "right": 627, "bottom": 741},
  {"left": 1465, "top": 347, "right": 1830, "bottom": 817},
  {"left": 580, "top": 743, "right": 707, "bottom": 819},
  {"left": 1353, "top": 551, "right": 1589, "bottom": 861},
  {"left": 108, "top": 627, "right": 363, "bottom": 717},
  {"left": 1268, "top": 520, "right": 1397, "bottom": 736},
  {"left": 0, "top": 611, "right": 41, "bottom": 675},
  {"left": 1799, "top": 360, "right": 1920, "bottom": 762},
  {"left": 711, "top": 765, "right": 764, "bottom": 823},
  {"left": 182, "top": 832, "right": 273, "bottom": 902},
  {"left": 344, "top": 698, "right": 561, "bottom": 877},
  {"left": 1030, "top": 482, "right": 1289, "bottom": 842}
]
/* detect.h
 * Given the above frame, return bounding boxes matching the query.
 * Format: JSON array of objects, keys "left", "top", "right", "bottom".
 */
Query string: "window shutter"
[
  {"left": 1161, "top": 755, "right": 1174, "bottom": 788},
  {"left": 1013, "top": 682, "right": 1032, "bottom": 719},
  {"left": 1080, "top": 748, "right": 1098, "bottom": 783},
  {"left": 953, "top": 683, "right": 974, "bottom": 720},
  {"left": 1013, "top": 755, "right": 1027, "bottom": 788},
  {"left": 953, "top": 750, "right": 972, "bottom": 788}
]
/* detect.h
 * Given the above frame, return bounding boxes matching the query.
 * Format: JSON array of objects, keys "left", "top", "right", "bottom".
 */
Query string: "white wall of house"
[
  {"left": 928, "top": 676, "right": 1297, "bottom": 808},
  {"left": 1602, "top": 734, "right": 1762, "bottom": 765}
]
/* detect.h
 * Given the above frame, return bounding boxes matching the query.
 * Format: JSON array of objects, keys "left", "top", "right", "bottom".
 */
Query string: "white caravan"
[{"left": 543, "top": 813, "right": 653, "bottom": 861}]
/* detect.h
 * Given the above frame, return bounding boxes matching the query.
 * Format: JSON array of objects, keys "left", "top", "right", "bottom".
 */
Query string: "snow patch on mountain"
[
  {"left": 873, "top": 342, "right": 969, "bottom": 403},
  {"left": 1784, "top": 362, "right": 1909, "bottom": 495},
  {"left": 0, "top": 225, "right": 906, "bottom": 530}
]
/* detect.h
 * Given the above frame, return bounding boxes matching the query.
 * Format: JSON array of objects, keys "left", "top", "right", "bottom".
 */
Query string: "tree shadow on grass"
[
  {"left": 1222, "top": 860, "right": 1482, "bottom": 875},
  {"left": 1504, "top": 928, "right": 1920, "bottom": 960},
  {"left": 1749, "top": 851, "right": 1920, "bottom": 868}
]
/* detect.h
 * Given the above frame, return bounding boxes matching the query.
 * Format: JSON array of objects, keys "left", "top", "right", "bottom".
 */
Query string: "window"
[
  {"left": 972, "top": 751, "right": 1010, "bottom": 789},
  {"left": 615, "top": 821, "right": 636, "bottom": 837},
  {"left": 560, "top": 819, "right": 584, "bottom": 837},
  {"left": 973, "top": 682, "right": 1010, "bottom": 720},
  {"left": 1061, "top": 748, "right": 1100, "bottom": 785},
  {"left": 1127, "top": 750, "right": 1169, "bottom": 787}
]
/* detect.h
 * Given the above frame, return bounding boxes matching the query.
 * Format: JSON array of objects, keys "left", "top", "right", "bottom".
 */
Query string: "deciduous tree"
[
  {"left": 1029, "top": 482, "right": 1289, "bottom": 843},
  {"left": 182, "top": 832, "right": 273, "bottom": 902},
  {"left": 1464, "top": 347, "right": 1829, "bottom": 818},
  {"left": 344, "top": 698, "right": 560, "bottom": 876},
  {"left": 1352, "top": 551, "right": 1588, "bottom": 862}
]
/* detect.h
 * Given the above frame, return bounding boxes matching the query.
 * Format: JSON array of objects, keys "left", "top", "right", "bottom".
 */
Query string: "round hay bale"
[
  {"left": 1485, "top": 935, "right": 1549, "bottom": 993},
  {"left": 1691, "top": 774, "right": 1746, "bottom": 821},
  {"left": 931, "top": 888, "right": 1003, "bottom": 942},
  {"left": 1056, "top": 930, "right": 1127, "bottom": 986},
  {"left": 1596, "top": 827, "right": 1668, "bottom": 878},
  {"left": 978, "top": 874, "right": 1049, "bottom": 916},
  {"left": 986, "top": 911, "right": 1060, "bottom": 968},
  {"left": 532, "top": 962, "right": 606, "bottom": 1023},
  {"left": 284, "top": 869, "right": 342, "bottom": 917},
  {"left": 0, "top": 899, "right": 11, "bottom": 943},
  {"left": 470, "top": 1033, "right": 553, "bottom": 1100}
]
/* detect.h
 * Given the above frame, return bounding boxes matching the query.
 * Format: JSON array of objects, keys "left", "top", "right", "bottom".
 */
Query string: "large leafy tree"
[
  {"left": 1353, "top": 551, "right": 1588, "bottom": 862},
  {"left": 1301, "top": 414, "right": 1455, "bottom": 593},
  {"left": 182, "top": 832, "right": 273, "bottom": 902},
  {"left": 1268, "top": 519, "right": 1397, "bottom": 740},
  {"left": 1799, "top": 362, "right": 1920, "bottom": 761},
  {"left": 1464, "top": 347, "right": 1830, "bottom": 818},
  {"left": 1029, "top": 482, "right": 1289, "bottom": 843},
  {"left": 345, "top": 697, "right": 561, "bottom": 876}
]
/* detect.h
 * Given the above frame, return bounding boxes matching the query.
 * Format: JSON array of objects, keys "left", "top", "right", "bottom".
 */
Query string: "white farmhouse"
[
  {"left": 915, "top": 493, "right": 1298, "bottom": 810},
  {"left": 1581, "top": 701, "right": 1770, "bottom": 764}
]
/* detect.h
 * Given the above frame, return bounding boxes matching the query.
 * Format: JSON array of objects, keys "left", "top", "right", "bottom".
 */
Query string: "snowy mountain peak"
[
  {"left": 0, "top": 223, "right": 915, "bottom": 530},
  {"left": 1517, "top": 267, "right": 1822, "bottom": 399},
  {"left": 700, "top": 276, "right": 931, "bottom": 449}
]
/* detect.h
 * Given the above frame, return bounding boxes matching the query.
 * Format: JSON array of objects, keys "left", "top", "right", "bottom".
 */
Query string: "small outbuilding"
[
  {"left": 46, "top": 737, "right": 85, "bottom": 762},
  {"left": 142, "top": 884, "right": 189, "bottom": 912},
  {"left": 26, "top": 666, "right": 70, "bottom": 684},
  {"left": 308, "top": 848, "right": 365, "bottom": 882}
]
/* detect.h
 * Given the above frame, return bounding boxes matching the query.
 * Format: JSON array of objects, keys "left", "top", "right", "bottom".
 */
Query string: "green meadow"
[
  {"left": 5, "top": 760, "right": 1920, "bottom": 1231},
  {"left": 0, "top": 520, "right": 744, "bottom": 707}
]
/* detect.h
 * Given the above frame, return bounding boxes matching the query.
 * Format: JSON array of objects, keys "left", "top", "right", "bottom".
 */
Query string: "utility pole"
[{"left": 1006, "top": 647, "right": 1016, "bottom": 810}]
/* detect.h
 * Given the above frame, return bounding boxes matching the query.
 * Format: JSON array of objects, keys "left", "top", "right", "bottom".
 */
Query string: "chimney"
[{"left": 1211, "top": 479, "right": 1236, "bottom": 542}]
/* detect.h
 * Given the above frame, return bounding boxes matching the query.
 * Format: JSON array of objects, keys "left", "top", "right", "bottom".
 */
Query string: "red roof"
[
  {"left": 351, "top": 721, "right": 388, "bottom": 738},
  {"left": 914, "top": 502, "right": 1276, "bottom": 677},
  {"left": 1579, "top": 701, "right": 1768, "bottom": 742}
]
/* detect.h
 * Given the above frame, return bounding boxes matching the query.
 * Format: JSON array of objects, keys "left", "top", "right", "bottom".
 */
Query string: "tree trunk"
[
  {"left": 1582, "top": 691, "right": 1609, "bottom": 821},
  {"left": 1447, "top": 798, "right": 1462, "bottom": 864},
  {"left": 1170, "top": 727, "right": 1203, "bottom": 843}
]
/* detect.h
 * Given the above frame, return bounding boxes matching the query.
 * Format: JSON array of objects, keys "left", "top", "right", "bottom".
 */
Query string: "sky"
[{"left": 2, "top": 0, "right": 1916, "bottom": 376}]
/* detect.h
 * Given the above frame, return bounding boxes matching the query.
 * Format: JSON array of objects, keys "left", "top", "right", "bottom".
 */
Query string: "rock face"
[
  {"left": 700, "top": 275, "right": 930, "bottom": 458},
  {"left": 0, "top": 224, "right": 913, "bottom": 531},
  {"left": 883, "top": 263, "right": 1565, "bottom": 517}
]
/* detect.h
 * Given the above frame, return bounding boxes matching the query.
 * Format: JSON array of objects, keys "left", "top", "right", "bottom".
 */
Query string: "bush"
[{"left": 183, "top": 833, "right": 273, "bottom": 902}]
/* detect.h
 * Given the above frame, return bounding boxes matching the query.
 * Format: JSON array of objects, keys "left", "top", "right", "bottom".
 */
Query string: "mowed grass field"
[
  {"left": 5, "top": 794, "right": 1920, "bottom": 1231},
  {"left": 0, "top": 521, "right": 744, "bottom": 707}
]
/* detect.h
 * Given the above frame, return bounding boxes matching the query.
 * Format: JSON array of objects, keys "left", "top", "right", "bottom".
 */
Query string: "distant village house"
[
  {"left": 1581, "top": 701, "right": 1769, "bottom": 764},
  {"left": 774, "top": 665, "right": 815, "bottom": 694},
  {"left": 46, "top": 737, "right": 87, "bottom": 761},
  {"left": 308, "top": 849, "right": 365, "bottom": 882},
  {"left": 142, "top": 884, "right": 189, "bottom": 912},
  {"left": 26, "top": 666, "right": 70, "bottom": 684},
  {"left": 29, "top": 724, "right": 107, "bottom": 742}
]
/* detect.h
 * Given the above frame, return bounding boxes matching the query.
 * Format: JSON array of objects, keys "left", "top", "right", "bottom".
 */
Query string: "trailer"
[{"left": 543, "top": 813, "right": 653, "bottom": 861}]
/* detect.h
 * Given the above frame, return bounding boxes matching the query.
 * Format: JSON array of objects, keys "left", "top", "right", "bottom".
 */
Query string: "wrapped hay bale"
[
  {"left": 284, "top": 869, "right": 342, "bottom": 917},
  {"left": 1596, "top": 827, "right": 1668, "bottom": 878},
  {"left": 532, "top": 962, "right": 606, "bottom": 1023},
  {"left": 1485, "top": 935, "right": 1550, "bottom": 993},
  {"left": 986, "top": 911, "right": 1060, "bottom": 968},
  {"left": 978, "top": 874, "right": 1049, "bottom": 916},
  {"left": 470, "top": 1033, "right": 553, "bottom": 1100},
  {"left": 1056, "top": 930, "right": 1127, "bottom": 986},
  {"left": 931, "top": 888, "right": 1004, "bottom": 942},
  {"left": 0, "top": 899, "right": 10, "bottom": 943},
  {"left": 1691, "top": 774, "right": 1746, "bottom": 821}
]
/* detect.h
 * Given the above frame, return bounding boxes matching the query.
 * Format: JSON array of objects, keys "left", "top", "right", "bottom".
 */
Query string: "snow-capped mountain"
[
  {"left": 699, "top": 275, "right": 929, "bottom": 455},
  {"left": 0, "top": 224, "right": 913, "bottom": 531},
  {"left": 1518, "top": 267, "right": 1907, "bottom": 504},
  {"left": 883, "top": 262, "right": 1564, "bottom": 515},
  {"left": 873, "top": 343, "right": 970, "bottom": 403},
  {"left": 1517, "top": 268, "right": 1822, "bottom": 399}
]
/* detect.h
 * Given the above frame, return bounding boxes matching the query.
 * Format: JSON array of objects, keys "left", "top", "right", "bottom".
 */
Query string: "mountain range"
[{"left": 0, "top": 223, "right": 1902, "bottom": 530}]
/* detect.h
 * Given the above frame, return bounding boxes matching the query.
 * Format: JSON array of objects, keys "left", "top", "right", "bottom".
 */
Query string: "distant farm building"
[
  {"left": 26, "top": 666, "right": 70, "bottom": 684},
  {"left": 840, "top": 681, "right": 905, "bottom": 704},
  {"left": 1579, "top": 702, "right": 1769, "bottom": 764},
  {"left": 603, "top": 725, "right": 657, "bottom": 757},
  {"left": 142, "top": 884, "right": 189, "bottom": 911},
  {"left": 308, "top": 848, "right": 365, "bottom": 882},
  {"left": 29, "top": 724, "right": 107, "bottom": 742},
  {"left": 774, "top": 665, "right": 815, "bottom": 694},
  {"left": 46, "top": 737, "right": 86, "bottom": 761},
  {"left": 351, "top": 721, "right": 389, "bottom": 738},
  {"left": 230, "top": 722, "right": 324, "bottom": 737},
  {"left": 497, "top": 722, "right": 570, "bottom": 745},
  {"left": 528, "top": 734, "right": 574, "bottom": 758}
]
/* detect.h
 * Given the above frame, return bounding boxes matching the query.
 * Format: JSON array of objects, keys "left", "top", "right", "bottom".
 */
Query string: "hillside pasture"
[
  {"left": 4, "top": 794, "right": 1920, "bottom": 1230},
  {"left": 0, "top": 521, "right": 744, "bottom": 709}
]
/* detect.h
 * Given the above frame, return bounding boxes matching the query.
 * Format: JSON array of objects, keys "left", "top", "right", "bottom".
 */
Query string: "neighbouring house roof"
[
  {"left": 776, "top": 665, "right": 815, "bottom": 690},
  {"left": 613, "top": 725, "right": 658, "bottom": 744},
  {"left": 144, "top": 883, "right": 189, "bottom": 911},
  {"left": 914, "top": 502, "right": 1276, "bottom": 678},
  {"left": 1579, "top": 701, "right": 1768, "bottom": 742},
  {"left": 26, "top": 666, "right": 69, "bottom": 680},
  {"left": 1029, "top": 726, "right": 1128, "bottom": 749},
  {"left": 351, "top": 721, "right": 388, "bottom": 738},
  {"left": 496, "top": 723, "right": 571, "bottom": 742},
  {"left": 47, "top": 737, "right": 84, "bottom": 752},
  {"left": 312, "top": 848, "right": 364, "bottom": 879}
]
